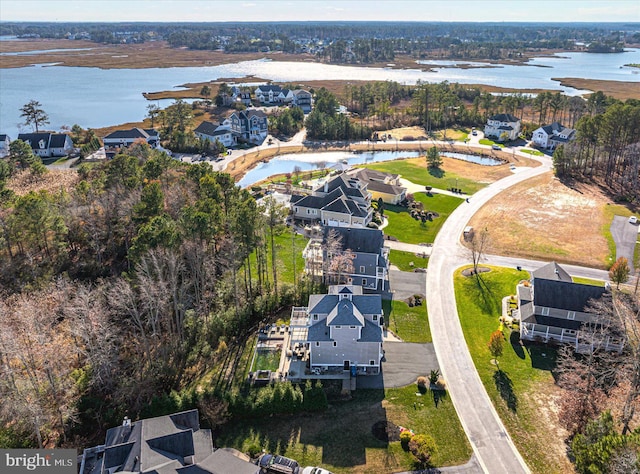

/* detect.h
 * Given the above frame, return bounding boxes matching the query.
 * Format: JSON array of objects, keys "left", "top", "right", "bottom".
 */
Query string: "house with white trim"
[
  {"left": 302, "top": 226, "right": 390, "bottom": 292},
  {"left": 532, "top": 122, "right": 576, "bottom": 150},
  {"left": 18, "top": 132, "right": 74, "bottom": 158},
  {"left": 290, "top": 285, "right": 384, "bottom": 376},
  {"left": 484, "top": 113, "right": 521, "bottom": 141},
  {"left": 291, "top": 89, "right": 313, "bottom": 113},
  {"left": 193, "top": 121, "right": 236, "bottom": 148},
  {"left": 347, "top": 168, "right": 406, "bottom": 205},
  {"left": 254, "top": 85, "right": 283, "bottom": 104},
  {"left": 517, "top": 262, "right": 624, "bottom": 353}
]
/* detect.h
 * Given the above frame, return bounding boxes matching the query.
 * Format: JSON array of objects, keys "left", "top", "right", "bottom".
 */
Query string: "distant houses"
[
  {"left": 228, "top": 109, "right": 269, "bottom": 144},
  {"left": 254, "top": 84, "right": 313, "bottom": 112},
  {"left": 102, "top": 128, "right": 160, "bottom": 148},
  {"left": 17, "top": 132, "right": 74, "bottom": 158},
  {"left": 347, "top": 168, "right": 406, "bottom": 205},
  {"left": 194, "top": 120, "right": 237, "bottom": 148},
  {"left": 532, "top": 122, "right": 576, "bottom": 150},
  {"left": 484, "top": 113, "right": 521, "bottom": 142},
  {"left": 0, "top": 134, "right": 10, "bottom": 157}
]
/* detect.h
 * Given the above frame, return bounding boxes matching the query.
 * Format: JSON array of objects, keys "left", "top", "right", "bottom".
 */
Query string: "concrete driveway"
[
  {"left": 611, "top": 215, "right": 638, "bottom": 275},
  {"left": 356, "top": 342, "right": 439, "bottom": 389}
]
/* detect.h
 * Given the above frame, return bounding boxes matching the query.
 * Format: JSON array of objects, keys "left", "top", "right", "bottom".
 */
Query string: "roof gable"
[{"left": 533, "top": 278, "right": 607, "bottom": 313}]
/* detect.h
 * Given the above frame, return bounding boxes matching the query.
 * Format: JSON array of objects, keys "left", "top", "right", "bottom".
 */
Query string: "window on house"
[
  {"left": 315, "top": 341, "right": 319, "bottom": 346},
  {"left": 567, "top": 311, "right": 576, "bottom": 320},
  {"left": 350, "top": 326, "right": 356, "bottom": 329},
  {"left": 370, "top": 360, "right": 375, "bottom": 365},
  {"left": 541, "top": 307, "right": 550, "bottom": 316},
  {"left": 362, "top": 279, "right": 367, "bottom": 285},
  {"left": 313, "top": 314, "right": 318, "bottom": 321},
  {"left": 335, "top": 325, "right": 341, "bottom": 329},
  {"left": 348, "top": 278, "right": 352, "bottom": 283},
  {"left": 359, "top": 266, "right": 365, "bottom": 273},
  {"left": 373, "top": 315, "right": 378, "bottom": 321},
  {"left": 333, "top": 341, "right": 337, "bottom": 347}
]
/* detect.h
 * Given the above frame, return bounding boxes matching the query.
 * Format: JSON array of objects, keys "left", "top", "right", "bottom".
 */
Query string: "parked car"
[
  {"left": 472, "top": 131, "right": 478, "bottom": 136},
  {"left": 630, "top": 216, "right": 638, "bottom": 224},
  {"left": 492, "top": 144, "right": 501, "bottom": 150},
  {"left": 258, "top": 454, "right": 300, "bottom": 474},
  {"left": 302, "top": 467, "right": 334, "bottom": 474}
]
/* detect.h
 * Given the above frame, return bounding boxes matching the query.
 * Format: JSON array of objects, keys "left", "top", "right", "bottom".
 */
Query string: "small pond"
[
  {"left": 441, "top": 151, "right": 503, "bottom": 166},
  {"left": 237, "top": 150, "right": 421, "bottom": 188}
]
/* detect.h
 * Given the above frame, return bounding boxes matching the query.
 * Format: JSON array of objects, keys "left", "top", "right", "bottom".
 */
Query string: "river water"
[{"left": 1, "top": 47, "right": 639, "bottom": 139}]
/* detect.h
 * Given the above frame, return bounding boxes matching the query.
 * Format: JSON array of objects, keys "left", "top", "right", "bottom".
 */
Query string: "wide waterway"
[{"left": 1, "top": 48, "right": 639, "bottom": 139}]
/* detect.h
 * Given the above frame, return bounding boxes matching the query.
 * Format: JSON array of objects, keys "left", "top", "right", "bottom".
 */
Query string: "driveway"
[
  {"left": 611, "top": 215, "right": 638, "bottom": 275},
  {"left": 389, "top": 269, "right": 426, "bottom": 300},
  {"left": 356, "top": 342, "right": 439, "bottom": 389}
]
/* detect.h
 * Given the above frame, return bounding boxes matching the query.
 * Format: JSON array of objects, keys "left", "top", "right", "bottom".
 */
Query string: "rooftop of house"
[
  {"left": 103, "top": 128, "right": 158, "bottom": 140},
  {"left": 194, "top": 121, "right": 229, "bottom": 136},
  {"left": 307, "top": 293, "right": 382, "bottom": 316},
  {"left": 322, "top": 226, "right": 385, "bottom": 254},
  {"left": 488, "top": 113, "right": 520, "bottom": 123}
]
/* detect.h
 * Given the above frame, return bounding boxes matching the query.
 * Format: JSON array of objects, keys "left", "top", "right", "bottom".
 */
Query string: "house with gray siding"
[
  {"left": 517, "top": 262, "right": 624, "bottom": 353},
  {"left": 302, "top": 226, "right": 389, "bottom": 292},
  {"left": 291, "top": 285, "right": 383, "bottom": 375},
  {"left": 18, "top": 132, "right": 74, "bottom": 158}
]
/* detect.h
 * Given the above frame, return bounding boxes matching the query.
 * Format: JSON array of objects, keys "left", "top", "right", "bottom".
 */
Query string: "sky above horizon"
[{"left": 1, "top": 0, "right": 639, "bottom": 23}]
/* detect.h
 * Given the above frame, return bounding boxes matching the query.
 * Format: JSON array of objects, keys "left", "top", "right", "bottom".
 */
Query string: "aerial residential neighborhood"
[{"left": 1, "top": 4, "right": 640, "bottom": 474}]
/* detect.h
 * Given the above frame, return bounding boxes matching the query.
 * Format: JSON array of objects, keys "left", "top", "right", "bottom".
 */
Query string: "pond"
[
  {"left": 237, "top": 150, "right": 422, "bottom": 188},
  {"left": 441, "top": 151, "right": 503, "bottom": 166}
]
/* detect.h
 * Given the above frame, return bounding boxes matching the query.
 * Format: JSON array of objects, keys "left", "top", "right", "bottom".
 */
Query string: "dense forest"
[
  {"left": 1, "top": 21, "right": 638, "bottom": 61},
  {"left": 0, "top": 143, "right": 325, "bottom": 448}
]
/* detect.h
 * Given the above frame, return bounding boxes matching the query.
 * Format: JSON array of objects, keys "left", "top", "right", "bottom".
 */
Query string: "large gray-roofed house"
[
  {"left": 80, "top": 410, "right": 259, "bottom": 474},
  {"left": 517, "top": 261, "right": 624, "bottom": 353},
  {"left": 303, "top": 226, "right": 389, "bottom": 292},
  {"left": 532, "top": 122, "right": 576, "bottom": 150},
  {"left": 103, "top": 128, "right": 160, "bottom": 148},
  {"left": 293, "top": 285, "right": 383, "bottom": 375},
  {"left": 18, "top": 132, "right": 74, "bottom": 158},
  {"left": 484, "top": 113, "right": 521, "bottom": 141},
  {"left": 291, "top": 174, "right": 373, "bottom": 228},
  {"left": 348, "top": 168, "right": 407, "bottom": 205}
]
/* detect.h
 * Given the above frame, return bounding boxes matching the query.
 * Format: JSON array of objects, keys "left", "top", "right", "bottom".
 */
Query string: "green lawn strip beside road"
[
  {"left": 572, "top": 276, "right": 605, "bottom": 287},
  {"left": 384, "top": 299, "right": 431, "bottom": 343},
  {"left": 519, "top": 149, "right": 544, "bottom": 157},
  {"left": 454, "top": 266, "right": 565, "bottom": 474},
  {"left": 218, "top": 385, "right": 471, "bottom": 473},
  {"left": 384, "top": 192, "right": 463, "bottom": 245},
  {"left": 389, "top": 249, "right": 429, "bottom": 271},
  {"left": 602, "top": 203, "right": 635, "bottom": 268},
  {"left": 362, "top": 160, "right": 486, "bottom": 194}
]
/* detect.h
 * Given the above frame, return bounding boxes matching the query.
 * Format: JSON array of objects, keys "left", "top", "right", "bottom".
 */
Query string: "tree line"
[{"left": 0, "top": 145, "right": 318, "bottom": 447}]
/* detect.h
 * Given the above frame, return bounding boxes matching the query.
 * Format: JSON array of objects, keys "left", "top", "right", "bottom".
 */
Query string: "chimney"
[{"left": 324, "top": 181, "right": 328, "bottom": 193}]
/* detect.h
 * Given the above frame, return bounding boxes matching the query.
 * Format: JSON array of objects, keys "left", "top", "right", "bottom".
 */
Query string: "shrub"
[
  {"left": 416, "top": 376, "right": 427, "bottom": 388},
  {"left": 408, "top": 434, "right": 437, "bottom": 467},
  {"left": 429, "top": 369, "right": 440, "bottom": 386},
  {"left": 246, "top": 442, "right": 262, "bottom": 459},
  {"left": 400, "top": 430, "right": 413, "bottom": 450}
]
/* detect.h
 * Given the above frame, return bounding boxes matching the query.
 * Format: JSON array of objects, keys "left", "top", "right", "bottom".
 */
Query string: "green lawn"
[
  {"left": 362, "top": 160, "right": 487, "bottom": 194},
  {"left": 384, "top": 193, "right": 464, "bottom": 244},
  {"left": 454, "top": 266, "right": 567, "bottom": 474},
  {"left": 519, "top": 149, "right": 544, "bottom": 157},
  {"left": 572, "top": 276, "right": 605, "bottom": 287},
  {"left": 383, "top": 299, "right": 430, "bottom": 343},
  {"left": 246, "top": 228, "right": 308, "bottom": 286},
  {"left": 389, "top": 249, "right": 429, "bottom": 271},
  {"left": 218, "top": 385, "right": 471, "bottom": 473},
  {"left": 479, "top": 138, "right": 497, "bottom": 146},
  {"left": 251, "top": 349, "right": 282, "bottom": 372}
]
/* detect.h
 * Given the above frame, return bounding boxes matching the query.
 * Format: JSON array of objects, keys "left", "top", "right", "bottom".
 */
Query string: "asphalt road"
[
  {"left": 425, "top": 151, "right": 554, "bottom": 474},
  {"left": 389, "top": 269, "right": 427, "bottom": 300},
  {"left": 610, "top": 215, "right": 638, "bottom": 275}
]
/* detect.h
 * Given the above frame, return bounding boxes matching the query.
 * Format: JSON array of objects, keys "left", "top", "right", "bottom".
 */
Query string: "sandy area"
[{"left": 468, "top": 172, "right": 611, "bottom": 268}]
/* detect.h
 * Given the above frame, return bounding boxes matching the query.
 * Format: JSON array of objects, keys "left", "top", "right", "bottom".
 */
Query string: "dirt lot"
[{"left": 468, "top": 172, "right": 611, "bottom": 268}]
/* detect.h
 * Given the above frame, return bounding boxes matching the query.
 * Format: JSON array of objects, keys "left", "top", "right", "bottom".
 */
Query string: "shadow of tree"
[
  {"left": 473, "top": 275, "right": 497, "bottom": 315},
  {"left": 430, "top": 388, "right": 448, "bottom": 408},
  {"left": 428, "top": 167, "right": 444, "bottom": 178},
  {"left": 493, "top": 369, "right": 518, "bottom": 412},
  {"left": 510, "top": 331, "right": 525, "bottom": 360}
]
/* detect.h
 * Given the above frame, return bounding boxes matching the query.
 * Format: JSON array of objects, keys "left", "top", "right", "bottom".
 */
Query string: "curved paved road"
[{"left": 426, "top": 152, "right": 554, "bottom": 474}]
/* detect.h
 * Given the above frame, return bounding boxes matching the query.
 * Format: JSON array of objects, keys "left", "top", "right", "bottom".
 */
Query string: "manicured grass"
[
  {"left": 572, "top": 276, "right": 605, "bottom": 287},
  {"left": 389, "top": 249, "right": 429, "bottom": 271},
  {"left": 384, "top": 193, "right": 464, "bottom": 244},
  {"left": 383, "top": 300, "right": 431, "bottom": 343},
  {"left": 434, "top": 128, "right": 469, "bottom": 141},
  {"left": 602, "top": 203, "right": 635, "bottom": 268},
  {"left": 218, "top": 385, "right": 471, "bottom": 473},
  {"left": 251, "top": 349, "right": 282, "bottom": 372},
  {"left": 519, "top": 148, "right": 544, "bottom": 157},
  {"left": 454, "top": 266, "right": 568, "bottom": 474},
  {"left": 479, "top": 138, "right": 497, "bottom": 146},
  {"left": 363, "top": 160, "right": 486, "bottom": 194}
]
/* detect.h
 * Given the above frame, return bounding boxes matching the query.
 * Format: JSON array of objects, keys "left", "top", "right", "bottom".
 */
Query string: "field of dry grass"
[
  {"left": 468, "top": 172, "right": 612, "bottom": 268},
  {"left": 7, "top": 169, "right": 79, "bottom": 197}
]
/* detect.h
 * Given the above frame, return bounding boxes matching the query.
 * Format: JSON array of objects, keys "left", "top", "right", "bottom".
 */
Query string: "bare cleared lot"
[{"left": 468, "top": 172, "right": 611, "bottom": 268}]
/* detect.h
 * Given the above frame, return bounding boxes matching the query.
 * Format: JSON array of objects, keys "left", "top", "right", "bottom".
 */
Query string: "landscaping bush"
[
  {"left": 429, "top": 370, "right": 440, "bottom": 386},
  {"left": 400, "top": 430, "right": 413, "bottom": 450},
  {"left": 246, "top": 442, "right": 262, "bottom": 459},
  {"left": 408, "top": 434, "right": 438, "bottom": 468},
  {"left": 416, "top": 376, "right": 428, "bottom": 389}
]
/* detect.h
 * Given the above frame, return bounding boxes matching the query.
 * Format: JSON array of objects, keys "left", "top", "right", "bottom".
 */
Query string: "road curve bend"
[{"left": 426, "top": 153, "right": 553, "bottom": 474}]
